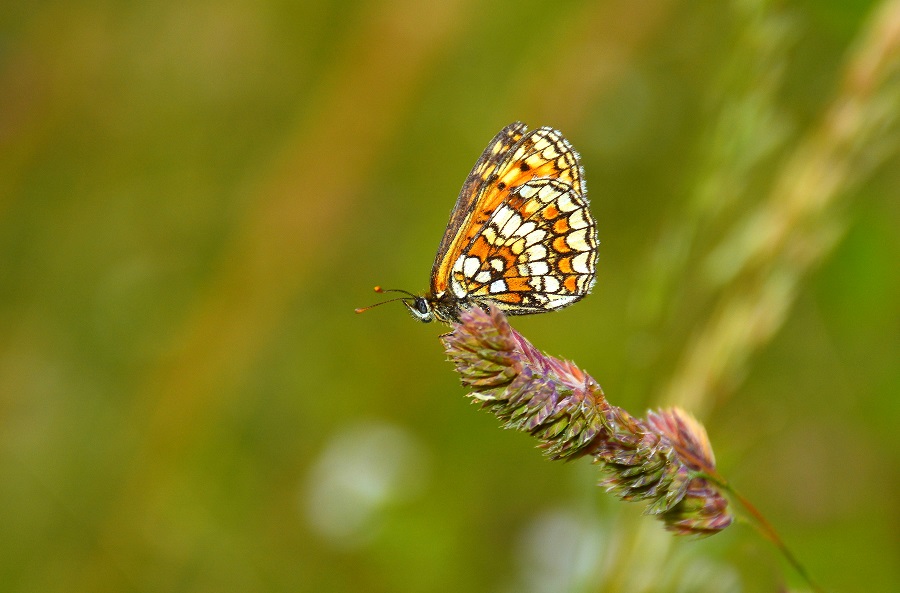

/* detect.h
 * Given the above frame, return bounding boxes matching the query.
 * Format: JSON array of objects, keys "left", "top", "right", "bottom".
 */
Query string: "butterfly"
[{"left": 358, "top": 122, "right": 598, "bottom": 324}]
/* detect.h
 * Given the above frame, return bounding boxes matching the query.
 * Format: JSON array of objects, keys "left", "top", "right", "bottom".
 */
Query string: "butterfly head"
[
  {"left": 402, "top": 296, "right": 434, "bottom": 323},
  {"left": 355, "top": 286, "right": 436, "bottom": 323}
]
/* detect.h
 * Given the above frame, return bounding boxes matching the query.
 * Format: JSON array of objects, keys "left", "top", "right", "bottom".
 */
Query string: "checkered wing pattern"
[
  {"left": 445, "top": 178, "right": 597, "bottom": 313},
  {"left": 431, "top": 123, "right": 597, "bottom": 318}
]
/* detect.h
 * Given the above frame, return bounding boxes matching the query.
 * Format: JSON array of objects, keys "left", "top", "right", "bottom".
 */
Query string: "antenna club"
[{"left": 356, "top": 287, "right": 418, "bottom": 315}]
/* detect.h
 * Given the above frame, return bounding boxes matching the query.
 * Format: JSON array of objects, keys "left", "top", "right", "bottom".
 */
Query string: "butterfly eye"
[{"left": 415, "top": 298, "right": 429, "bottom": 315}]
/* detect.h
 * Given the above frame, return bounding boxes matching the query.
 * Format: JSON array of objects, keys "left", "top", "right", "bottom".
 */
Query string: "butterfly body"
[{"left": 365, "top": 122, "right": 598, "bottom": 324}]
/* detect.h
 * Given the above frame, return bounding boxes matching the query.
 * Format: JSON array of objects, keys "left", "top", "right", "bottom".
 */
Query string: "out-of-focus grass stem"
[{"left": 664, "top": 0, "right": 900, "bottom": 414}]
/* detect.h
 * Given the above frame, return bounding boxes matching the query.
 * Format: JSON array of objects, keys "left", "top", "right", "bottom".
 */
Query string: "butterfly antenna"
[
  {"left": 371, "top": 286, "right": 418, "bottom": 298},
  {"left": 354, "top": 286, "right": 415, "bottom": 314}
]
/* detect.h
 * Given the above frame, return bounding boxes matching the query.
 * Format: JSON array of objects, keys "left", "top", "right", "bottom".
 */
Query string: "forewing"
[
  {"left": 447, "top": 178, "right": 597, "bottom": 314},
  {"left": 491, "top": 126, "right": 586, "bottom": 197},
  {"left": 432, "top": 125, "right": 585, "bottom": 296},
  {"left": 431, "top": 122, "right": 527, "bottom": 283}
]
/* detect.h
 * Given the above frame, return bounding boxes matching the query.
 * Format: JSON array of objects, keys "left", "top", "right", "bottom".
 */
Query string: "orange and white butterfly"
[{"left": 360, "top": 122, "right": 598, "bottom": 324}]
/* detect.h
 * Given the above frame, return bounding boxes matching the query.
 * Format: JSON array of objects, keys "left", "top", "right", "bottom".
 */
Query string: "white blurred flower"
[{"left": 302, "top": 421, "right": 428, "bottom": 548}]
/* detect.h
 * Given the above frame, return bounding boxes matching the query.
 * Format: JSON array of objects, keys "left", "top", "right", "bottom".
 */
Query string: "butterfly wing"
[
  {"left": 447, "top": 178, "right": 597, "bottom": 313},
  {"left": 431, "top": 122, "right": 528, "bottom": 282},
  {"left": 432, "top": 125, "right": 590, "bottom": 303}
]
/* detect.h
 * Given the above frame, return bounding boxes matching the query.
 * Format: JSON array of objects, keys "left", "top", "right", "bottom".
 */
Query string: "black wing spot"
[
  {"left": 519, "top": 162, "right": 530, "bottom": 172},
  {"left": 497, "top": 182, "right": 506, "bottom": 190}
]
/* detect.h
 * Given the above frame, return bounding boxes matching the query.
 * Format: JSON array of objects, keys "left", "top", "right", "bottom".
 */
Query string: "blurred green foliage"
[{"left": 0, "top": 1, "right": 898, "bottom": 592}]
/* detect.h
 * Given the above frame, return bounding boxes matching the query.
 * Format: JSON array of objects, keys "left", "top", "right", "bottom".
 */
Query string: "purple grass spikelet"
[{"left": 441, "top": 305, "right": 733, "bottom": 536}]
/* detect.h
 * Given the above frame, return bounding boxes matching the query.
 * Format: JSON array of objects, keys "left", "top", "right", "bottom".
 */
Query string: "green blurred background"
[{"left": 1, "top": 1, "right": 898, "bottom": 592}]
